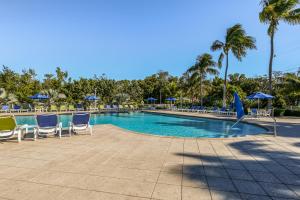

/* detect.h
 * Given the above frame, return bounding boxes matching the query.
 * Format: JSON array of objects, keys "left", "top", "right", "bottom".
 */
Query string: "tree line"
[
  {"left": 0, "top": 0, "right": 299, "bottom": 108},
  {"left": 0, "top": 66, "right": 299, "bottom": 108}
]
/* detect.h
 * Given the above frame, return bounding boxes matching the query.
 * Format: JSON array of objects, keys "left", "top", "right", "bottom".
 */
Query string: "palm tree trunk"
[
  {"left": 268, "top": 31, "right": 275, "bottom": 107},
  {"left": 200, "top": 77, "right": 203, "bottom": 106},
  {"left": 223, "top": 53, "right": 229, "bottom": 108},
  {"left": 160, "top": 90, "right": 162, "bottom": 104}
]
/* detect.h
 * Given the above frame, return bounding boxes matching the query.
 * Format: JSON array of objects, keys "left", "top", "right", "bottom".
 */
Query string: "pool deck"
[{"left": 0, "top": 111, "right": 300, "bottom": 199}]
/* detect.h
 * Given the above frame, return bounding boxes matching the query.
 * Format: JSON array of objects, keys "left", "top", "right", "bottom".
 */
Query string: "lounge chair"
[
  {"left": 76, "top": 104, "right": 84, "bottom": 111},
  {"left": 249, "top": 108, "right": 258, "bottom": 117},
  {"left": 59, "top": 105, "right": 67, "bottom": 112},
  {"left": 0, "top": 116, "right": 25, "bottom": 143},
  {"left": 34, "top": 114, "right": 62, "bottom": 139},
  {"left": 68, "top": 105, "right": 75, "bottom": 111},
  {"left": 119, "top": 105, "right": 124, "bottom": 111},
  {"left": 10, "top": 105, "right": 20, "bottom": 112},
  {"left": 50, "top": 105, "right": 58, "bottom": 112},
  {"left": 207, "top": 106, "right": 219, "bottom": 113},
  {"left": 197, "top": 106, "right": 207, "bottom": 113},
  {"left": 19, "top": 105, "right": 29, "bottom": 112},
  {"left": 105, "top": 105, "right": 112, "bottom": 110},
  {"left": 35, "top": 105, "right": 45, "bottom": 112},
  {"left": 69, "top": 113, "right": 92, "bottom": 136},
  {"left": 218, "top": 107, "right": 229, "bottom": 115},
  {"left": 87, "top": 105, "right": 98, "bottom": 111},
  {"left": 98, "top": 104, "right": 105, "bottom": 111},
  {"left": 0, "top": 105, "right": 10, "bottom": 113},
  {"left": 28, "top": 104, "right": 34, "bottom": 112},
  {"left": 112, "top": 105, "right": 119, "bottom": 111}
]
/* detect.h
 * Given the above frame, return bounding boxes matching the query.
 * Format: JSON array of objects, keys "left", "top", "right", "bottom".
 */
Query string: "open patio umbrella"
[
  {"left": 146, "top": 97, "right": 157, "bottom": 104},
  {"left": 165, "top": 97, "right": 176, "bottom": 101},
  {"left": 29, "top": 93, "right": 49, "bottom": 100},
  {"left": 85, "top": 95, "right": 99, "bottom": 101},
  {"left": 85, "top": 95, "right": 99, "bottom": 108},
  {"left": 246, "top": 92, "right": 274, "bottom": 110},
  {"left": 166, "top": 97, "right": 176, "bottom": 107}
]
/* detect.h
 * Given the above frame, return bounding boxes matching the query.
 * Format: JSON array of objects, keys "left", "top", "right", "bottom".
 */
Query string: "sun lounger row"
[
  {"left": 0, "top": 113, "right": 92, "bottom": 143},
  {"left": 247, "top": 108, "right": 272, "bottom": 117},
  {"left": 0, "top": 104, "right": 139, "bottom": 113},
  {"left": 177, "top": 106, "right": 236, "bottom": 116}
]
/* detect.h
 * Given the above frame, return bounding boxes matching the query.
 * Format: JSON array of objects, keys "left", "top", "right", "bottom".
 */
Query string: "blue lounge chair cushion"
[
  {"left": 220, "top": 107, "right": 226, "bottom": 112},
  {"left": 14, "top": 105, "right": 21, "bottom": 110},
  {"left": 37, "top": 114, "right": 58, "bottom": 127},
  {"left": 76, "top": 104, "right": 83, "bottom": 108},
  {"left": 2, "top": 105, "right": 9, "bottom": 110},
  {"left": 73, "top": 113, "right": 90, "bottom": 125}
]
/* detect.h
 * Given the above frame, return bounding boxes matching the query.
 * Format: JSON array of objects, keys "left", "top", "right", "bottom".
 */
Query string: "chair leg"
[
  {"left": 69, "top": 127, "right": 72, "bottom": 137},
  {"left": 90, "top": 126, "right": 93, "bottom": 136},
  {"left": 17, "top": 130, "right": 21, "bottom": 143},
  {"left": 59, "top": 128, "right": 61, "bottom": 139},
  {"left": 34, "top": 128, "right": 37, "bottom": 141}
]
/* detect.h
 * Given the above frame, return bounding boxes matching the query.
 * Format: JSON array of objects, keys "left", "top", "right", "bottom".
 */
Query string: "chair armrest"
[{"left": 17, "top": 124, "right": 28, "bottom": 130}]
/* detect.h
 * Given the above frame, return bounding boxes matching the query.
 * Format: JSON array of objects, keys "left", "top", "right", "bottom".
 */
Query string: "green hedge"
[
  {"left": 284, "top": 109, "right": 300, "bottom": 117},
  {"left": 274, "top": 108, "right": 300, "bottom": 117},
  {"left": 274, "top": 109, "right": 285, "bottom": 117}
]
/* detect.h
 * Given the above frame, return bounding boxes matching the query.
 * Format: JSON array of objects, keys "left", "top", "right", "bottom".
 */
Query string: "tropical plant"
[
  {"left": 187, "top": 53, "right": 219, "bottom": 106},
  {"left": 259, "top": 0, "right": 300, "bottom": 96},
  {"left": 156, "top": 71, "right": 170, "bottom": 104},
  {"left": 211, "top": 24, "right": 256, "bottom": 107}
]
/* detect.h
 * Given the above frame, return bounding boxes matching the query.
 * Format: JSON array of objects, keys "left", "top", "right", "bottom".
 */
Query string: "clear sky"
[{"left": 0, "top": 0, "right": 299, "bottom": 80}]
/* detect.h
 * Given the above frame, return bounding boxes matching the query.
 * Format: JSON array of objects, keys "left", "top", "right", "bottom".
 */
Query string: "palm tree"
[
  {"left": 259, "top": 0, "right": 300, "bottom": 96},
  {"left": 211, "top": 24, "right": 256, "bottom": 107},
  {"left": 187, "top": 53, "right": 219, "bottom": 106}
]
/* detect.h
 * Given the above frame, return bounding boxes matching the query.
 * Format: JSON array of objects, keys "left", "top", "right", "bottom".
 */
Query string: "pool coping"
[{"left": 14, "top": 110, "right": 275, "bottom": 139}]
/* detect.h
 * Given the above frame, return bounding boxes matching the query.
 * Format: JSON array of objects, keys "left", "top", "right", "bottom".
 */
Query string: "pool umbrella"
[
  {"left": 166, "top": 97, "right": 177, "bottom": 106},
  {"left": 29, "top": 93, "right": 49, "bottom": 100},
  {"left": 246, "top": 92, "right": 274, "bottom": 110},
  {"left": 166, "top": 97, "right": 176, "bottom": 101},
  {"left": 85, "top": 95, "right": 99, "bottom": 108},
  {"left": 146, "top": 97, "right": 157, "bottom": 104},
  {"left": 85, "top": 95, "right": 99, "bottom": 101}
]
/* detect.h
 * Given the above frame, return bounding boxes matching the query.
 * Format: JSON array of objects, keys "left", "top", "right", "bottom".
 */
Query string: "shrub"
[
  {"left": 274, "top": 108, "right": 285, "bottom": 117},
  {"left": 284, "top": 109, "right": 300, "bottom": 117}
]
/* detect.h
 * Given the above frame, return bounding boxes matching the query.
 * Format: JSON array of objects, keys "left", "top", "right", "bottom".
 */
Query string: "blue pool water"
[{"left": 15, "top": 112, "right": 267, "bottom": 138}]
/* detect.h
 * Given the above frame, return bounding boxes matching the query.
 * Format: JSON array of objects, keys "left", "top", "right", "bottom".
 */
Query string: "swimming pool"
[{"left": 16, "top": 112, "right": 267, "bottom": 138}]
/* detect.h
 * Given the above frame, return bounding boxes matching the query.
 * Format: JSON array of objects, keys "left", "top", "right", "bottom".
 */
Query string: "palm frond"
[
  {"left": 283, "top": 8, "right": 300, "bottom": 24},
  {"left": 211, "top": 40, "right": 224, "bottom": 51},
  {"left": 218, "top": 53, "right": 224, "bottom": 68}
]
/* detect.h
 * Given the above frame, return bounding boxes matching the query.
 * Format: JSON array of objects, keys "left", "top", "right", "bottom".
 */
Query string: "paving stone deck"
[{"left": 0, "top": 111, "right": 299, "bottom": 199}]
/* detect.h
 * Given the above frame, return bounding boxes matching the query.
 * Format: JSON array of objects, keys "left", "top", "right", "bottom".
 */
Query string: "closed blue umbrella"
[{"left": 234, "top": 92, "right": 245, "bottom": 120}]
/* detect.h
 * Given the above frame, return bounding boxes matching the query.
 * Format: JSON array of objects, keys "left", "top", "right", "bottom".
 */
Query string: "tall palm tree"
[
  {"left": 211, "top": 24, "right": 256, "bottom": 107},
  {"left": 259, "top": 0, "right": 300, "bottom": 96},
  {"left": 187, "top": 53, "right": 219, "bottom": 106}
]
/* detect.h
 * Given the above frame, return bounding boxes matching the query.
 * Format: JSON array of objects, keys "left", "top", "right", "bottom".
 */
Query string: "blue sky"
[{"left": 0, "top": 0, "right": 299, "bottom": 80}]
